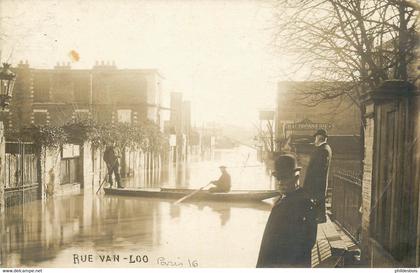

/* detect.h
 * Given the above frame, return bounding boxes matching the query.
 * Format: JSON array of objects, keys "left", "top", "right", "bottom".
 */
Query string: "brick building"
[
  {"left": 0, "top": 61, "right": 170, "bottom": 202},
  {"left": 4, "top": 61, "right": 169, "bottom": 130},
  {"left": 276, "top": 81, "right": 361, "bottom": 139}
]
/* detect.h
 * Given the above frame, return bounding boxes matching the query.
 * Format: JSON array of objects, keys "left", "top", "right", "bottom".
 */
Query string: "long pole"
[
  {"left": 174, "top": 181, "right": 212, "bottom": 205},
  {"left": 96, "top": 157, "right": 119, "bottom": 194}
]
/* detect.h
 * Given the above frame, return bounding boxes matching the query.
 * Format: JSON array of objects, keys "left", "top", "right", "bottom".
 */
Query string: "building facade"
[
  {"left": 276, "top": 81, "right": 361, "bottom": 140},
  {"left": 4, "top": 61, "right": 169, "bottom": 130},
  {"left": 0, "top": 61, "right": 170, "bottom": 204}
]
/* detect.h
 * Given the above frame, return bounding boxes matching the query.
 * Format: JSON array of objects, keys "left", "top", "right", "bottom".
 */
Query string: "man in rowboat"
[
  {"left": 208, "top": 166, "right": 231, "bottom": 193},
  {"left": 256, "top": 154, "right": 317, "bottom": 268},
  {"left": 103, "top": 144, "right": 123, "bottom": 189}
]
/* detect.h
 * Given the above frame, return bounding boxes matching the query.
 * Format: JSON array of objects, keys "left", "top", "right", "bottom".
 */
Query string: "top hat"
[
  {"left": 272, "top": 154, "right": 302, "bottom": 179},
  {"left": 313, "top": 129, "right": 328, "bottom": 137}
]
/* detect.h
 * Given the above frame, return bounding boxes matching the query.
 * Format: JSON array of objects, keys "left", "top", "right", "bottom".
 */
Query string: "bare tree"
[
  {"left": 273, "top": 0, "right": 418, "bottom": 109},
  {"left": 254, "top": 121, "right": 275, "bottom": 153}
]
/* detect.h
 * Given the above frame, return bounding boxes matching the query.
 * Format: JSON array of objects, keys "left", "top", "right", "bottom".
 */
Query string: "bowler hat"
[
  {"left": 272, "top": 154, "right": 302, "bottom": 179},
  {"left": 313, "top": 129, "right": 328, "bottom": 137}
]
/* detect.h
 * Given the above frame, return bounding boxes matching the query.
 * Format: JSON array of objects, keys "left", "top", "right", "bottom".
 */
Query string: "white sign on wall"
[
  {"left": 62, "top": 144, "right": 80, "bottom": 158},
  {"left": 117, "top": 109, "right": 132, "bottom": 124}
]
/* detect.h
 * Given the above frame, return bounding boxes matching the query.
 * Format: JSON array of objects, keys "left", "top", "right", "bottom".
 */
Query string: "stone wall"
[
  {"left": 361, "top": 106, "right": 374, "bottom": 264},
  {"left": 361, "top": 81, "right": 419, "bottom": 267},
  {"left": 413, "top": 94, "right": 420, "bottom": 267}
]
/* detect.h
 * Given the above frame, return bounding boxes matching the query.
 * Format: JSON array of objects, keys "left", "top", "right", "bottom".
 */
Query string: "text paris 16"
[{"left": 157, "top": 256, "right": 199, "bottom": 267}]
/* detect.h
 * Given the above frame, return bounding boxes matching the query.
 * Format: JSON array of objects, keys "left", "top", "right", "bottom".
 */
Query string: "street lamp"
[{"left": 0, "top": 63, "right": 16, "bottom": 110}]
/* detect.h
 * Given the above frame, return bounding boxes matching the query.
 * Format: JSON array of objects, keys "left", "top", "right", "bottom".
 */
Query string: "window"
[
  {"left": 62, "top": 144, "right": 80, "bottom": 158},
  {"left": 117, "top": 109, "right": 132, "bottom": 124},
  {"left": 33, "top": 110, "right": 48, "bottom": 125}
]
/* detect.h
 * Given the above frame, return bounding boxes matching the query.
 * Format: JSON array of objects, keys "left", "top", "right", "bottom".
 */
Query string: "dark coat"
[
  {"left": 256, "top": 188, "right": 317, "bottom": 268},
  {"left": 302, "top": 142, "right": 332, "bottom": 223},
  {"left": 212, "top": 172, "right": 231, "bottom": 192},
  {"left": 103, "top": 146, "right": 119, "bottom": 167}
]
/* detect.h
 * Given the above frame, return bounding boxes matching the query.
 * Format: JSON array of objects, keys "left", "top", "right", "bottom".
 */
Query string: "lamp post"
[{"left": 0, "top": 63, "right": 16, "bottom": 109}]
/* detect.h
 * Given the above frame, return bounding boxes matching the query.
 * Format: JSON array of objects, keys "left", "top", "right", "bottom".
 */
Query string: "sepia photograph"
[{"left": 0, "top": 0, "right": 419, "bottom": 270}]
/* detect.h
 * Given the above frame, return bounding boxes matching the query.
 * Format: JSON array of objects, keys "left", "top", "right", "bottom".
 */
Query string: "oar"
[{"left": 174, "top": 181, "right": 213, "bottom": 205}]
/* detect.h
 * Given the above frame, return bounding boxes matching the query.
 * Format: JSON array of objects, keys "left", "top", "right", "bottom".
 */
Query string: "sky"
[{"left": 0, "top": 0, "right": 292, "bottom": 129}]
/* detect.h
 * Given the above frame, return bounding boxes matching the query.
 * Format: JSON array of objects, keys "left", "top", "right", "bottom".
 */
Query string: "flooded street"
[
  {"left": 125, "top": 146, "right": 276, "bottom": 190},
  {"left": 2, "top": 146, "right": 277, "bottom": 268}
]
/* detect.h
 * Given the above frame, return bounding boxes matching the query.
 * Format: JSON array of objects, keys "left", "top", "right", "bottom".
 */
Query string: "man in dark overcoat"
[
  {"left": 256, "top": 154, "right": 317, "bottom": 268},
  {"left": 103, "top": 144, "right": 123, "bottom": 188},
  {"left": 302, "top": 129, "right": 332, "bottom": 223},
  {"left": 209, "top": 166, "right": 231, "bottom": 193}
]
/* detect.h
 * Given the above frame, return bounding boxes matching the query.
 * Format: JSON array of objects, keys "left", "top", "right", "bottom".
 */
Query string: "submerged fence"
[{"left": 4, "top": 142, "right": 40, "bottom": 208}]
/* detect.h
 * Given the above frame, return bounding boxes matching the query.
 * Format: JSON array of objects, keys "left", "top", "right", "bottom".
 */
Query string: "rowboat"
[{"left": 103, "top": 187, "right": 280, "bottom": 202}]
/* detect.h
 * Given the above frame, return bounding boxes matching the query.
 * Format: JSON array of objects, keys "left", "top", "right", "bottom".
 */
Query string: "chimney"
[
  {"left": 18, "top": 60, "right": 30, "bottom": 69},
  {"left": 54, "top": 61, "right": 71, "bottom": 70}
]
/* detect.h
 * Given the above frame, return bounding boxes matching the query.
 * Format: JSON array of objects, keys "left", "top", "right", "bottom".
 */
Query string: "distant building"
[
  {"left": 5, "top": 61, "right": 169, "bottom": 131},
  {"left": 276, "top": 81, "right": 361, "bottom": 141},
  {"left": 167, "top": 92, "right": 191, "bottom": 162}
]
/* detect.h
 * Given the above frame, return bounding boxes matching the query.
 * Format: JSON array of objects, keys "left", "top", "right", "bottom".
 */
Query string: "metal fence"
[
  {"left": 331, "top": 168, "right": 362, "bottom": 242},
  {"left": 4, "top": 142, "right": 40, "bottom": 208}
]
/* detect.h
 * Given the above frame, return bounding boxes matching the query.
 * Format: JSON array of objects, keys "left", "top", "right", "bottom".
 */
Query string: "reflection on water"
[
  {"left": 2, "top": 147, "right": 276, "bottom": 268},
  {"left": 126, "top": 146, "right": 275, "bottom": 190}
]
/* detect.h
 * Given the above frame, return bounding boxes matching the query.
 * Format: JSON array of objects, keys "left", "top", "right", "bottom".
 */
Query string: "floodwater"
[{"left": 2, "top": 146, "right": 277, "bottom": 268}]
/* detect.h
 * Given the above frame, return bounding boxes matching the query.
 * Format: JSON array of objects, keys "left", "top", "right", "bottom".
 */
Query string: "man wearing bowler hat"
[
  {"left": 303, "top": 129, "right": 332, "bottom": 223},
  {"left": 257, "top": 154, "right": 317, "bottom": 268}
]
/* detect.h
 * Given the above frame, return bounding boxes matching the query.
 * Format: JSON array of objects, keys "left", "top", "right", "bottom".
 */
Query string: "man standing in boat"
[
  {"left": 302, "top": 129, "right": 332, "bottom": 223},
  {"left": 209, "top": 166, "right": 231, "bottom": 193},
  {"left": 103, "top": 144, "right": 123, "bottom": 189},
  {"left": 257, "top": 154, "right": 317, "bottom": 267}
]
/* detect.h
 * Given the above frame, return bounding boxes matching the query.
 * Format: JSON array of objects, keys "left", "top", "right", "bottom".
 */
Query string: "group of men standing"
[{"left": 257, "top": 128, "right": 332, "bottom": 268}]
